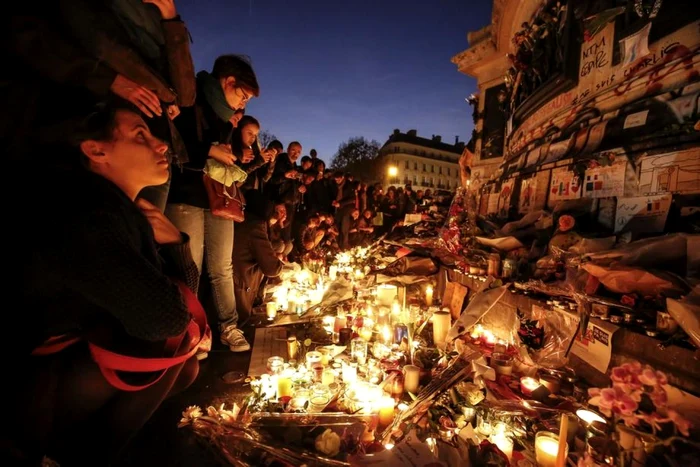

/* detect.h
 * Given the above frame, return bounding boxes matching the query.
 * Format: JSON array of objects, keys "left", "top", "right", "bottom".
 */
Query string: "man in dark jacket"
[{"left": 233, "top": 191, "right": 284, "bottom": 321}]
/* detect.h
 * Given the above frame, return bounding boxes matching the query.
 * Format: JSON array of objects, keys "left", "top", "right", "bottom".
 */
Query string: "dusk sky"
[{"left": 177, "top": 0, "right": 491, "bottom": 164}]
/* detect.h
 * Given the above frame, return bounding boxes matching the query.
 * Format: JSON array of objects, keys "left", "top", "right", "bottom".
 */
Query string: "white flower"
[
  {"left": 178, "top": 405, "right": 203, "bottom": 427},
  {"left": 315, "top": 428, "right": 341, "bottom": 457}
]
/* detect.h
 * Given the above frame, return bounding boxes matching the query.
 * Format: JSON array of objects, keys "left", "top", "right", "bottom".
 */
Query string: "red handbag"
[
  {"left": 32, "top": 281, "right": 211, "bottom": 392},
  {"left": 203, "top": 174, "right": 246, "bottom": 222}
]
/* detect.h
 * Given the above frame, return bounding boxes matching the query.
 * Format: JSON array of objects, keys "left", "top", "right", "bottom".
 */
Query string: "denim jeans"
[{"left": 165, "top": 203, "right": 237, "bottom": 329}]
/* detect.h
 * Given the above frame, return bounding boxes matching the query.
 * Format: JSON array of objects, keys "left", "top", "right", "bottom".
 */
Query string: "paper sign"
[
  {"left": 497, "top": 179, "right": 515, "bottom": 217},
  {"left": 487, "top": 192, "right": 499, "bottom": 215},
  {"left": 614, "top": 193, "right": 672, "bottom": 233},
  {"left": 598, "top": 197, "right": 616, "bottom": 229},
  {"left": 447, "top": 282, "right": 469, "bottom": 320},
  {"left": 548, "top": 167, "right": 582, "bottom": 208},
  {"left": 583, "top": 160, "right": 626, "bottom": 198},
  {"left": 623, "top": 110, "right": 649, "bottom": 129},
  {"left": 404, "top": 214, "right": 422, "bottom": 225},
  {"left": 571, "top": 319, "right": 619, "bottom": 373},
  {"left": 519, "top": 170, "right": 550, "bottom": 214},
  {"left": 620, "top": 22, "right": 651, "bottom": 67}
]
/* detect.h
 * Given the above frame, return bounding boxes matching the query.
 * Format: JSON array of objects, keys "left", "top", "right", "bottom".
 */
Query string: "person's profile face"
[{"left": 241, "top": 123, "right": 259, "bottom": 147}]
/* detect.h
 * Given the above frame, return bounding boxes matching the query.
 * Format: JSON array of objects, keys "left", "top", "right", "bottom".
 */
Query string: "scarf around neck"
[{"left": 197, "top": 71, "right": 236, "bottom": 122}]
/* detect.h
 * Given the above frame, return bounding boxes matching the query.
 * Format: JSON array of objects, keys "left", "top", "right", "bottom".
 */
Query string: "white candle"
[
  {"left": 266, "top": 302, "right": 278, "bottom": 320},
  {"left": 329, "top": 266, "right": 338, "bottom": 281},
  {"left": 342, "top": 362, "right": 358, "bottom": 384},
  {"left": 403, "top": 364, "right": 420, "bottom": 394},
  {"left": 377, "top": 396, "right": 395, "bottom": 426},
  {"left": 535, "top": 431, "right": 566, "bottom": 467},
  {"left": 432, "top": 311, "right": 451, "bottom": 347},
  {"left": 377, "top": 284, "right": 398, "bottom": 307},
  {"left": 425, "top": 285, "right": 434, "bottom": 307},
  {"left": 576, "top": 409, "right": 606, "bottom": 426}
]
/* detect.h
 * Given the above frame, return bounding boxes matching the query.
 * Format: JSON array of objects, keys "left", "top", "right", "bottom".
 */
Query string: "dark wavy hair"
[{"left": 212, "top": 54, "right": 260, "bottom": 97}]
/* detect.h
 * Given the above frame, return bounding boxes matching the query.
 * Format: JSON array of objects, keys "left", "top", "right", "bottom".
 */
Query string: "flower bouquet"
[{"left": 587, "top": 361, "right": 698, "bottom": 465}]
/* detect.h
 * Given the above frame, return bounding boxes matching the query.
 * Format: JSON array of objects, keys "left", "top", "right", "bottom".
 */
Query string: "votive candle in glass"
[
  {"left": 342, "top": 362, "right": 358, "bottom": 384},
  {"left": 403, "top": 364, "right": 420, "bottom": 394},
  {"left": 377, "top": 396, "right": 396, "bottom": 426},
  {"left": 535, "top": 431, "right": 567, "bottom": 467},
  {"left": 490, "top": 352, "right": 513, "bottom": 376},
  {"left": 306, "top": 351, "right": 322, "bottom": 369},
  {"left": 520, "top": 376, "right": 541, "bottom": 396},
  {"left": 266, "top": 302, "right": 278, "bottom": 320}
]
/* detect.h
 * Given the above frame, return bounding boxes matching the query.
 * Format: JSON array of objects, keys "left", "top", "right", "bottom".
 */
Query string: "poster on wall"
[
  {"left": 583, "top": 160, "right": 626, "bottom": 198},
  {"left": 614, "top": 193, "right": 672, "bottom": 233},
  {"left": 519, "top": 170, "right": 551, "bottom": 214},
  {"left": 481, "top": 84, "right": 507, "bottom": 161},
  {"left": 497, "top": 179, "right": 515, "bottom": 217},
  {"left": 548, "top": 167, "right": 581, "bottom": 208},
  {"left": 487, "top": 191, "right": 499, "bottom": 215},
  {"left": 620, "top": 22, "right": 651, "bottom": 67},
  {"left": 638, "top": 149, "right": 700, "bottom": 195}
]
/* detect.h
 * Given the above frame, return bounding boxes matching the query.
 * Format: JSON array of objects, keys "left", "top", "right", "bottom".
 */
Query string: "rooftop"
[{"left": 381, "top": 129, "right": 465, "bottom": 155}]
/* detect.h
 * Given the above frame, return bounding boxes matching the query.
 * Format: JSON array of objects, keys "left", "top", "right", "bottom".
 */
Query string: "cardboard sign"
[
  {"left": 442, "top": 281, "right": 469, "bottom": 321},
  {"left": 571, "top": 319, "right": 619, "bottom": 373},
  {"left": 548, "top": 167, "right": 582, "bottom": 208},
  {"left": 583, "top": 160, "right": 626, "bottom": 198},
  {"left": 614, "top": 193, "right": 672, "bottom": 233}
]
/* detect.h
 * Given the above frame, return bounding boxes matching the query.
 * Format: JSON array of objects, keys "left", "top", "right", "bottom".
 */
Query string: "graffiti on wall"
[{"left": 507, "top": 20, "right": 700, "bottom": 158}]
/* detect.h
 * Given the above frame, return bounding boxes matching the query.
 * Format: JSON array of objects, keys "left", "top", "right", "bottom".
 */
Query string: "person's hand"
[
  {"left": 298, "top": 185, "right": 307, "bottom": 194},
  {"left": 261, "top": 149, "right": 274, "bottom": 163},
  {"left": 332, "top": 200, "right": 340, "bottom": 208},
  {"left": 110, "top": 74, "right": 162, "bottom": 118},
  {"left": 144, "top": 0, "right": 177, "bottom": 19},
  {"left": 136, "top": 199, "right": 182, "bottom": 245},
  {"left": 241, "top": 147, "right": 255, "bottom": 163},
  {"left": 209, "top": 144, "right": 236, "bottom": 165},
  {"left": 285, "top": 170, "right": 298, "bottom": 179},
  {"left": 166, "top": 104, "right": 180, "bottom": 120}
]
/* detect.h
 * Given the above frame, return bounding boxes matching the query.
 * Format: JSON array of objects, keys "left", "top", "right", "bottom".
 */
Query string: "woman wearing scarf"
[{"left": 166, "top": 55, "right": 260, "bottom": 353}]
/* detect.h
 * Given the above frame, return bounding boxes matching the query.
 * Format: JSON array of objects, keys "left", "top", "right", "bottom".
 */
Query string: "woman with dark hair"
[
  {"left": 166, "top": 54, "right": 260, "bottom": 353},
  {"left": 8, "top": 102, "right": 203, "bottom": 465},
  {"left": 232, "top": 115, "right": 277, "bottom": 195}
]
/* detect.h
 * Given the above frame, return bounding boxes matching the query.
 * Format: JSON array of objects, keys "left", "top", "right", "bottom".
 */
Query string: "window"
[
  {"left": 447, "top": 180, "right": 450, "bottom": 188},
  {"left": 447, "top": 168, "right": 451, "bottom": 176},
  {"left": 431, "top": 165, "right": 434, "bottom": 173},
  {"left": 422, "top": 163, "right": 426, "bottom": 172},
  {"left": 414, "top": 162, "right": 418, "bottom": 170},
  {"left": 439, "top": 167, "right": 442, "bottom": 175},
  {"left": 421, "top": 176, "right": 426, "bottom": 185},
  {"left": 405, "top": 160, "right": 409, "bottom": 169},
  {"left": 413, "top": 175, "right": 417, "bottom": 184}
]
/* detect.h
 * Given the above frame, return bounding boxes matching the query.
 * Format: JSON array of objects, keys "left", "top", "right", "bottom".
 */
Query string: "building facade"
[
  {"left": 451, "top": 0, "right": 698, "bottom": 225},
  {"left": 378, "top": 129, "right": 465, "bottom": 192}
]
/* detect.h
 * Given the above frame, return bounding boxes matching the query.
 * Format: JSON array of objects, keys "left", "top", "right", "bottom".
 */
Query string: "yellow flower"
[
  {"left": 315, "top": 428, "right": 341, "bottom": 457},
  {"left": 178, "top": 405, "right": 203, "bottom": 427}
]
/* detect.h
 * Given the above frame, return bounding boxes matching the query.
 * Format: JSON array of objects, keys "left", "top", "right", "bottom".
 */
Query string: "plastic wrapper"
[
  {"left": 203, "top": 158, "right": 248, "bottom": 186},
  {"left": 377, "top": 256, "right": 438, "bottom": 277},
  {"left": 496, "top": 210, "right": 548, "bottom": 236},
  {"left": 528, "top": 303, "right": 579, "bottom": 369},
  {"left": 446, "top": 285, "right": 510, "bottom": 343},
  {"left": 582, "top": 263, "right": 687, "bottom": 296},
  {"left": 666, "top": 288, "right": 700, "bottom": 349}
]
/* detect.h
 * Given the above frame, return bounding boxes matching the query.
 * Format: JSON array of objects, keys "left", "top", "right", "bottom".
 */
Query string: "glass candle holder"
[
  {"left": 490, "top": 352, "right": 513, "bottom": 376},
  {"left": 351, "top": 338, "right": 368, "bottom": 365},
  {"left": 342, "top": 362, "right": 358, "bottom": 384},
  {"left": 267, "top": 356, "right": 284, "bottom": 374},
  {"left": 305, "top": 351, "right": 322, "bottom": 369},
  {"left": 308, "top": 384, "right": 331, "bottom": 413},
  {"left": 535, "top": 431, "right": 567, "bottom": 467},
  {"left": 266, "top": 302, "right": 278, "bottom": 320}
]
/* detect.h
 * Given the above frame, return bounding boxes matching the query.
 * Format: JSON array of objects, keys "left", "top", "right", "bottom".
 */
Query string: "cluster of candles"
[{"left": 266, "top": 269, "right": 328, "bottom": 320}]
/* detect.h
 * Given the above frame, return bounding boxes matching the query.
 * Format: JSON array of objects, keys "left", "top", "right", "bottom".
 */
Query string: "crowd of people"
[{"left": 2, "top": 2, "right": 450, "bottom": 465}]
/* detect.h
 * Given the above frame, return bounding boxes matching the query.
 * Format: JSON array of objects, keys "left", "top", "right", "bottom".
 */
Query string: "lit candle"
[
  {"left": 321, "top": 367, "right": 335, "bottom": 385},
  {"left": 329, "top": 266, "right": 338, "bottom": 281},
  {"left": 306, "top": 351, "right": 322, "bottom": 369},
  {"left": 377, "top": 396, "right": 396, "bottom": 426},
  {"left": 359, "top": 326, "right": 373, "bottom": 341},
  {"left": 277, "top": 370, "right": 294, "bottom": 399},
  {"left": 391, "top": 296, "right": 401, "bottom": 316},
  {"left": 377, "top": 284, "right": 398, "bottom": 307},
  {"left": 482, "top": 329, "right": 496, "bottom": 346},
  {"left": 382, "top": 325, "right": 392, "bottom": 345},
  {"left": 535, "top": 431, "right": 566, "bottom": 467},
  {"left": 432, "top": 311, "right": 451, "bottom": 347},
  {"left": 576, "top": 409, "right": 606, "bottom": 426},
  {"left": 342, "top": 362, "right": 358, "bottom": 384},
  {"left": 520, "top": 376, "right": 541, "bottom": 396},
  {"left": 425, "top": 285, "right": 434, "bottom": 307},
  {"left": 490, "top": 352, "right": 513, "bottom": 376},
  {"left": 403, "top": 364, "right": 420, "bottom": 394},
  {"left": 266, "top": 302, "right": 278, "bottom": 320},
  {"left": 539, "top": 374, "right": 561, "bottom": 394}
]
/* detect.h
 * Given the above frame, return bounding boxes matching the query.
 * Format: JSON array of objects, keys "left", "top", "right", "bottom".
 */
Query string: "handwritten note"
[
  {"left": 519, "top": 172, "right": 550, "bottom": 214},
  {"left": 583, "top": 160, "right": 626, "bottom": 198},
  {"left": 614, "top": 193, "right": 672, "bottom": 233},
  {"left": 351, "top": 437, "right": 445, "bottom": 467}
]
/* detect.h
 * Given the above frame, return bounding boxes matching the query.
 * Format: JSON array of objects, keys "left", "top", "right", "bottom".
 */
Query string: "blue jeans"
[{"left": 165, "top": 203, "right": 237, "bottom": 329}]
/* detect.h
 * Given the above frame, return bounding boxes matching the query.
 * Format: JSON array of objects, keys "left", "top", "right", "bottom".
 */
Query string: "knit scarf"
[
  {"left": 111, "top": 0, "right": 165, "bottom": 61},
  {"left": 197, "top": 71, "right": 236, "bottom": 122}
]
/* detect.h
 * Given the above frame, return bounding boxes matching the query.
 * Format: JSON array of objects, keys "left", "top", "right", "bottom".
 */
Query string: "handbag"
[
  {"left": 203, "top": 173, "right": 246, "bottom": 222},
  {"left": 32, "top": 281, "right": 211, "bottom": 392}
]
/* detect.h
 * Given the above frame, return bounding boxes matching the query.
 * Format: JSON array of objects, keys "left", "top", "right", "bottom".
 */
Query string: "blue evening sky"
[{"left": 177, "top": 0, "right": 491, "bottom": 163}]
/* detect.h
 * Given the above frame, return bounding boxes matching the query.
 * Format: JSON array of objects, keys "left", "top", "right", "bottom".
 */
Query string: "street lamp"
[{"left": 388, "top": 166, "right": 398, "bottom": 177}]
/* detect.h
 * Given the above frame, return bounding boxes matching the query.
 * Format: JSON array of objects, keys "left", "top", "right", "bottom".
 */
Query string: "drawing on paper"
[{"left": 638, "top": 149, "right": 700, "bottom": 194}]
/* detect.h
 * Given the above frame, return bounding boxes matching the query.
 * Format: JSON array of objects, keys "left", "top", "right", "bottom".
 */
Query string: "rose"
[
  {"left": 315, "top": 428, "right": 341, "bottom": 457},
  {"left": 558, "top": 214, "right": 575, "bottom": 232}
]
